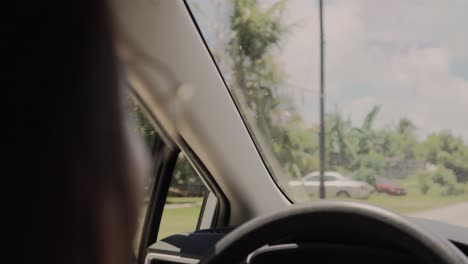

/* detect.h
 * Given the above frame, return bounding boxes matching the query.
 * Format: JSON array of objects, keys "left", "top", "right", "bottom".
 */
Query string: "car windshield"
[{"left": 187, "top": 0, "right": 468, "bottom": 222}]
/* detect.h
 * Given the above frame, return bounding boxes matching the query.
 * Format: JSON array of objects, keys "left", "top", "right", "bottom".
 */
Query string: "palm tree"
[
  {"left": 353, "top": 105, "right": 381, "bottom": 155},
  {"left": 397, "top": 117, "right": 415, "bottom": 135}
]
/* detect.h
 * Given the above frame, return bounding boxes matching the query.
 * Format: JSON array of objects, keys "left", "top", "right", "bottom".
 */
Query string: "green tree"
[
  {"left": 129, "top": 97, "right": 156, "bottom": 148},
  {"left": 326, "top": 112, "right": 357, "bottom": 170},
  {"left": 414, "top": 170, "right": 432, "bottom": 195},
  {"left": 353, "top": 105, "right": 381, "bottom": 155},
  {"left": 421, "top": 134, "right": 443, "bottom": 164},
  {"left": 396, "top": 117, "right": 416, "bottom": 135},
  {"left": 228, "top": 0, "right": 304, "bottom": 175},
  {"left": 412, "top": 166, "right": 464, "bottom": 196},
  {"left": 289, "top": 126, "right": 320, "bottom": 175},
  {"left": 172, "top": 154, "right": 205, "bottom": 197},
  {"left": 421, "top": 132, "right": 468, "bottom": 182},
  {"left": 360, "top": 151, "right": 387, "bottom": 175}
]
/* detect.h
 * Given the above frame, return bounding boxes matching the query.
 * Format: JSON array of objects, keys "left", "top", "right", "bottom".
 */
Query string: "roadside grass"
[
  {"left": 166, "top": 196, "right": 203, "bottom": 204},
  {"left": 150, "top": 187, "right": 468, "bottom": 243},
  {"left": 366, "top": 179, "right": 468, "bottom": 213},
  {"left": 157, "top": 206, "right": 202, "bottom": 240},
  {"left": 157, "top": 183, "right": 468, "bottom": 237},
  {"left": 134, "top": 197, "right": 203, "bottom": 252},
  {"left": 305, "top": 180, "right": 468, "bottom": 213},
  {"left": 340, "top": 180, "right": 468, "bottom": 213},
  {"left": 135, "top": 185, "right": 468, "bottom": 251},
  {"left": 158, "top": 196, "right": 204, "bottom": 240},
  {"left": 362, "top": 192, "right": 468, "bottom": 213}
]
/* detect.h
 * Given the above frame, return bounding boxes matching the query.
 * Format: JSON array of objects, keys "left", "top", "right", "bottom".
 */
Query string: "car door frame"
[{"left": 131, "top": 92, "right": 230, "bottom": 264}]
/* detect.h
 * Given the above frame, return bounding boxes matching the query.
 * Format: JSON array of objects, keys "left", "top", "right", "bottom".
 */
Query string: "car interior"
[{"left": 111, "top": 0, "right": 468, "bottom": 264}]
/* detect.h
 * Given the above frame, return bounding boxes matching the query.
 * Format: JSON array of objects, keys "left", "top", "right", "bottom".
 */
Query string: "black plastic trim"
[
  {"left": 138, "top": 147, "right": 179, "bottom": 264},
  {"left": 128, "top": 92, "right": 230, "bottom": 261},
  {"left": 196, "top": 191, "right": 210, "bottom": 230},
  {"left": 178, "top": 137, "right": 230, "bottom": 227}
]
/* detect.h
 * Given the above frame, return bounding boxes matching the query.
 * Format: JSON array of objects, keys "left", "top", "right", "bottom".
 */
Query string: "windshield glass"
[{"left": 187, "top": 0, "right": 468, "bottom": 225}]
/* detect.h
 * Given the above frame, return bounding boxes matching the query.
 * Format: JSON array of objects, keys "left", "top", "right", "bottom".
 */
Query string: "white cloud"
[
  {"left": 191, "top": 0, "right": 468, "bottom": 140},
  {"left": 279, "top": 0, "right": 468, "bottom": 141}
]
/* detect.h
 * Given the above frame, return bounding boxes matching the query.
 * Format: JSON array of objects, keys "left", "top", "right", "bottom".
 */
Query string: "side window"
[
  {"left": 157, "top": 152, "right": 210, "bottom": 240},
  {"left": 128, "top": 95, "right": 218, "bottom": 248}
]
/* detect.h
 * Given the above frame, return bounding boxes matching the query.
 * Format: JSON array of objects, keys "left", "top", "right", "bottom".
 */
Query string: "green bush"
[
  {"left": 360, "top": 152, "right": 387, "bottom": 174},
  {"left": 434, "top": 167, "right": 464, "bottom": 196},
  {"left": 414, "top": 170, "right": 432, "bottom": 195},
  {"left": 441, "top": 184, "right": 465, "bottom": 196},
  {"left": 412, "top": 167, "right": 464, "bottom": 196},
  {"left": 431, "top": 166, "right": 457, "bottom": 186}
]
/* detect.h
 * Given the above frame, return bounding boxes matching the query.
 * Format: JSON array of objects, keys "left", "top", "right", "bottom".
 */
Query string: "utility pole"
[{"left": 319, "top": 0, "right": 326, "bottom": 199}]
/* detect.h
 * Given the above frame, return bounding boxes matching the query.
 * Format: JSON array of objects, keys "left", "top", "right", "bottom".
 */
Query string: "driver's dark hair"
[{"left": 8, "top": 1, "right": 138, "bottom": 264}]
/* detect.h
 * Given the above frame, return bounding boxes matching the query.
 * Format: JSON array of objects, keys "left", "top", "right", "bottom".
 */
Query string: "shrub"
[
  {"left": 431, "top": 166, "right": 457, "bottom": 186},
  {"left": 360, "top": 152, "right": 388, "bottom": 174},
  {"left": 441, "top": 184, "right": 465, "bottom": 196},
  {"left": 414, "top": 170, "right": 432, "bottom": 195},
  {"left": 413, "top": 166, "right": 464, "bottom": 196}
]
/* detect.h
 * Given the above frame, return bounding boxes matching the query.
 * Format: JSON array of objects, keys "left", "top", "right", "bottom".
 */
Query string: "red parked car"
[{"left": 376, "top": 176, "right": 406, "bottom": 196}]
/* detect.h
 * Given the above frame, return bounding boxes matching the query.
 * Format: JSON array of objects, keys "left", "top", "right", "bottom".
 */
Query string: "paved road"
[{"left": 408, "top": 202, "right": 468, "bottom": 228}]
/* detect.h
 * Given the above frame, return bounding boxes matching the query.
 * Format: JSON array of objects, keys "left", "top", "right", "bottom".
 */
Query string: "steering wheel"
[{"left": 202, "top": 201, "right": 467, "bottom": 264}]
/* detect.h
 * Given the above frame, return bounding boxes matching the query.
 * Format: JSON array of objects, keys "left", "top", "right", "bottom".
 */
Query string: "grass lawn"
[
  {"left": 309, "top": 192, "right": 468, "bottom": 214},
  {"left": 152, "top": 191, "right": 468, "bottom": 242},
  {"left": 135, "top": 187, "right": 468, "bottom": 251},
  {"left": 338, "top": 180, "right": 468, "bottom": 213},
  {"left": 134, "top": 197, "right": 203, "bottom": 252},
  {"left": 359, "top": 192, "right": 468, "bottom": 213},
  {"left": 166, "top": 196, "right": 204, "bottom": 204},
  {"left": 157, "top": 206, "right": 202, "bottom": 240},
  {"left": 367, "top": 180, "right": 468, "bottom": 213}
]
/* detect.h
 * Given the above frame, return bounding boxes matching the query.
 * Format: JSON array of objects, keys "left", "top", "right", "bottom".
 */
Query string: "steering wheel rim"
[{"left": 202, "top": 201, "right": 467, "bottom": 264}]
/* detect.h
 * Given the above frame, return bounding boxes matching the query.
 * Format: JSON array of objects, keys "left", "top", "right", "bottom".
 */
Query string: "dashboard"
[{"left": 146, "top": 218, "right": 468, "bottom": 264}]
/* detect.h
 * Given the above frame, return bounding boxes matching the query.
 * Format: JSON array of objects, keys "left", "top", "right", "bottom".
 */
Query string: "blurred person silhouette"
[{"left": 8, "top": 1, "right": 150, "bottom": 264}]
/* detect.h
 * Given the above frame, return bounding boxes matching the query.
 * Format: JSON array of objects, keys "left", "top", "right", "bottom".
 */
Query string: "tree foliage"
[
  {"left": 130, "top": 98, "right": 156, "bottom": 147},
  {"left": 131, "top": 0, "right": 468, "bottom": 196},
  {"left": 226, "top": 0, "right": 468, "bottom": 181},
  {"left": 229, "top": 0, "right": 306, "bottom": 175}
]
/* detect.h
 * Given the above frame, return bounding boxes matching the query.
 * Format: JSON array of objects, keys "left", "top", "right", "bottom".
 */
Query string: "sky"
[{"left": 189, "top": 0, "right": 468, "bottom": 141}]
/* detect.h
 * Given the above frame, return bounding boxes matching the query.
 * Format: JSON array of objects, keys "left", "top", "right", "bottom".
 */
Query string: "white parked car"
[{"left": 289, "top": 171, "right": 374, "bottom": 199}]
